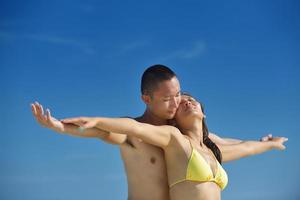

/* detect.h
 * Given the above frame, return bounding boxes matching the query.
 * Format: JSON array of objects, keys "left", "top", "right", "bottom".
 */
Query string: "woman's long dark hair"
[
  {"left": 183, "top": 93, "right": 223, "bottom": 164},
  {"left": 201, "top": 107, "right": 223, "bottom": 164}
]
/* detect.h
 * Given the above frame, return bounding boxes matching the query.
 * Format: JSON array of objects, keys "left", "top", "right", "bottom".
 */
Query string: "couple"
[{"left": 31, "top": 65, "right": 287, "bottom": 200}]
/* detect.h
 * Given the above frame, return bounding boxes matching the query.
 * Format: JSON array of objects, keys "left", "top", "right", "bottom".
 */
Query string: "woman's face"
[{"left": 174, "top": 95, "right": 204, "bottom": 127}]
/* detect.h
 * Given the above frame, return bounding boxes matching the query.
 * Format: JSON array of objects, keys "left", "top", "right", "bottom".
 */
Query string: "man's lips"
[{"left": 168, "top": 109, "right": 177, "bottom": 114}]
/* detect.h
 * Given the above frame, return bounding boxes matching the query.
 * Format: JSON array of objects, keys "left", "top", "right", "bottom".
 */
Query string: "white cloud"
[
  {"left": 120, "top": 40, "right": 149, "bottom": 53},
  {"left": 180, "top": 41, "right": 206, "bottom": 59},
  {"left": 0, "top": 31, "right": 96, "bottom": 55},
  {"left": 154, "top": 40, "right": 206, "bottom": 62}
]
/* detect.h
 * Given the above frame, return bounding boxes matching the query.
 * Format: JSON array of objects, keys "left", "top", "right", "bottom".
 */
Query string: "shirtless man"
[{"left": 31, "top": 65, "right": 272, "bottom": 200}]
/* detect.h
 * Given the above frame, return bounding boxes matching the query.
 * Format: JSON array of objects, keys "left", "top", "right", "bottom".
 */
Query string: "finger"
[
  {"left": 260, "top": 136, "right": 268, "bottom": 142},
  {"left": 46, "top": 108, "right": 51, "bottom": 121},
  {"left": 62, "top": 117, "right": 84, "bottom": 124},
  {"left": 31, "top": 104, "right": 37, "bottom": 116},
  {"left": 35, "top": 103, "right": 45, "bottom": 122},
  {"left": 46, "top": 109, "right": 55, "bottom": 127},
  {"left": 32, "top": 104, "right": 44, "bottom": 125},
  {"left": 39, "top": 104, "right": 45, "bottom": 116},
  {"left": 70, "top": 121, "right": 82, "bottom": 126},
  {"left": 34, "top": 102, "right": 40, "bottom": 115},
  {"left": 39, "top": 104, "right": 48, "bottom": 124},
  {"left": 61, "top": 118, "right": 77, "bottom": 123},
  {"left": 45, "top": 109, "right": 52, "bottom": 127},
  {"left": 81, "top": 120, "right": 95, "bottom": 129},
  {"left": 35, "top": 102, "right": 42, "bottom": 114},
  {"left": 35, "top": 102, "right": 43, "bottom": 117},
  {"left": 60, "top": 119, "right": 80, "bottom": 126}
]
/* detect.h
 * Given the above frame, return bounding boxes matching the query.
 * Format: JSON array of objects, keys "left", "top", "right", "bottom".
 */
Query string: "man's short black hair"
[{"left": 141, "top": 64, "right": 176, "bottom": 95}]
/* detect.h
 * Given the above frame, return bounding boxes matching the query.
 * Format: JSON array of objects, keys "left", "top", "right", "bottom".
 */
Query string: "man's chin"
[{"left": 165, "top": 113, "right": 176, "bottom": 119}]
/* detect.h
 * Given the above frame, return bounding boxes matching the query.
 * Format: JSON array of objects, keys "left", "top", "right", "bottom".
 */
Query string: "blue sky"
[{"left": 1, "top": 0, "right": 299, "bottom": 199}]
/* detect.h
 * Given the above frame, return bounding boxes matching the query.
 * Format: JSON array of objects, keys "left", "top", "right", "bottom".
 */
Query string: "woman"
[{"left": 31, "top": 94, "right": 287, "bottom": 200}]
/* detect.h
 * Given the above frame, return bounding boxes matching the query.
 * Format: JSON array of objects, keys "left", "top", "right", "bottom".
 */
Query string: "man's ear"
[{"left": 141, "top": 94, "right": 151, "bottom": 105}]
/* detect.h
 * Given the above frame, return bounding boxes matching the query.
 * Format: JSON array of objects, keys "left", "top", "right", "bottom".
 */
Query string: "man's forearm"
[
  {"left": 62, "top": 123, "right": 110, "bottom": 139},
  {"left": 62, "top": 122, "right": 126, "bottom": 144}
]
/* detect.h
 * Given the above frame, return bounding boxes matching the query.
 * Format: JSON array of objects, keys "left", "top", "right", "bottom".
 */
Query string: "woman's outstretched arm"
[
  {"left": 218, "top": 137, "right": 288, "bottom": 163},
  {"left": 61, "top": 117, "right": 180, "bottom": 148},
  {"left": 209, "top": 133, "right": 242, "bottom": 145},
  {"left": 209, "top": 132, "right": 274, "bottom": 145}
]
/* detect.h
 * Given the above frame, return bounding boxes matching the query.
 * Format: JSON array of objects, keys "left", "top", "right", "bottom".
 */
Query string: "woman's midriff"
[{"left": 170, "top": 181, "right": 221, "bottom": 200}]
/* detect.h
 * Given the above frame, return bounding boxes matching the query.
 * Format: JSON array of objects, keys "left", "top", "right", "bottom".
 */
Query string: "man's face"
[{"left": 146, "top": 77, "right": 181, "bottom": 120}]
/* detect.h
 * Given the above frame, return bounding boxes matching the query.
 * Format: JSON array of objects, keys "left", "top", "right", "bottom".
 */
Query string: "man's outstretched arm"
[{"left": 31, "top": 102, "right": 127, "bottom": 145}]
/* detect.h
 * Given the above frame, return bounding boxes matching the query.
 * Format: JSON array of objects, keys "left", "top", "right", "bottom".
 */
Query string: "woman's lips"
[{"left": 185, "top": 104, "right": 194, "bottom": 111}]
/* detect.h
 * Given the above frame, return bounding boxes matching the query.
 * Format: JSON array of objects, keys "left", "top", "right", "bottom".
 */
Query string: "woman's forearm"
[
  {"left": 220, "top": 140, "right": 275, "bottom": 162},
  {"left": 242, "top": 141, "right": 274, "bottom": 156},
  {"left": 94, "top": 117, "right": 140, "bottom": 136},
  {"left": 209, "top": 133, "right": 242, "bottom": 145},
  {"left": 92, "top": 117, "right": 173, "bottom": 147}
]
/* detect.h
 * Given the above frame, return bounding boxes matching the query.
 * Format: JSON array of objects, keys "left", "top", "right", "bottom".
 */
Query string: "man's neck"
[{"left": 137, "top": 109, "right": 168, "bottom": 126}]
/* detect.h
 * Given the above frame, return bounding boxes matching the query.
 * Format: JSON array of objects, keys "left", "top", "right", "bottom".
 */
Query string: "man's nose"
[{"left": 171, "top": 97, "right": 179, "bottom": 108}]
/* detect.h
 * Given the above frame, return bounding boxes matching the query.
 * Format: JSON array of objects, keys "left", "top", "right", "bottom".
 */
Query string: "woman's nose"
[{"left": 185, "top": 101, "right": 191, "bottom": 106}]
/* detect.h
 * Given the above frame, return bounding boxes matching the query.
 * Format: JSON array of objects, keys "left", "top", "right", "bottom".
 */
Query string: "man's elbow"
[{"left": 99, "top": 133, "right": 127, "bottom": 145}]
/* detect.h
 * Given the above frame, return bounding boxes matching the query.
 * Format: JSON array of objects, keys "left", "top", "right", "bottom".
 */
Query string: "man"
[{"left": 31, "top": 65, "right": 272, "bottom": 200}]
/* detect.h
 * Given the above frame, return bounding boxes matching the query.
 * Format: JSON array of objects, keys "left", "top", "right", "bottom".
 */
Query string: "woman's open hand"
[{"left": 61, "top": 117, "right": 99, "bottom": 130}]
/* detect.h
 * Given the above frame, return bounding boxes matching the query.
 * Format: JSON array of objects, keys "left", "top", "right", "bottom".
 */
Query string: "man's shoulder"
[
  {"left": 133, "top": 116, "right": 143, "bottom": 123},
  {"left": 120, "top": 116, "right": 144, "bottom": 123}
]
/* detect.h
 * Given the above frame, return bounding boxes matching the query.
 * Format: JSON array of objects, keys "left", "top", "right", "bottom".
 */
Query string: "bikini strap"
[{"left": 186, "top": 136, "right": 194, "bottom": 149}]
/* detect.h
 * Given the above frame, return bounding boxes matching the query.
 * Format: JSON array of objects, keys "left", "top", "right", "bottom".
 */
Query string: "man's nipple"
[{"left": 150, "top": 157, "right": 156, "bottom": 164}]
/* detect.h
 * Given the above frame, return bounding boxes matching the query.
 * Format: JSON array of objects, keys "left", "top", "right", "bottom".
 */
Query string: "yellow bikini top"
[{"left": 169, "top": 139, "right": 228, "bottom": 190}]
